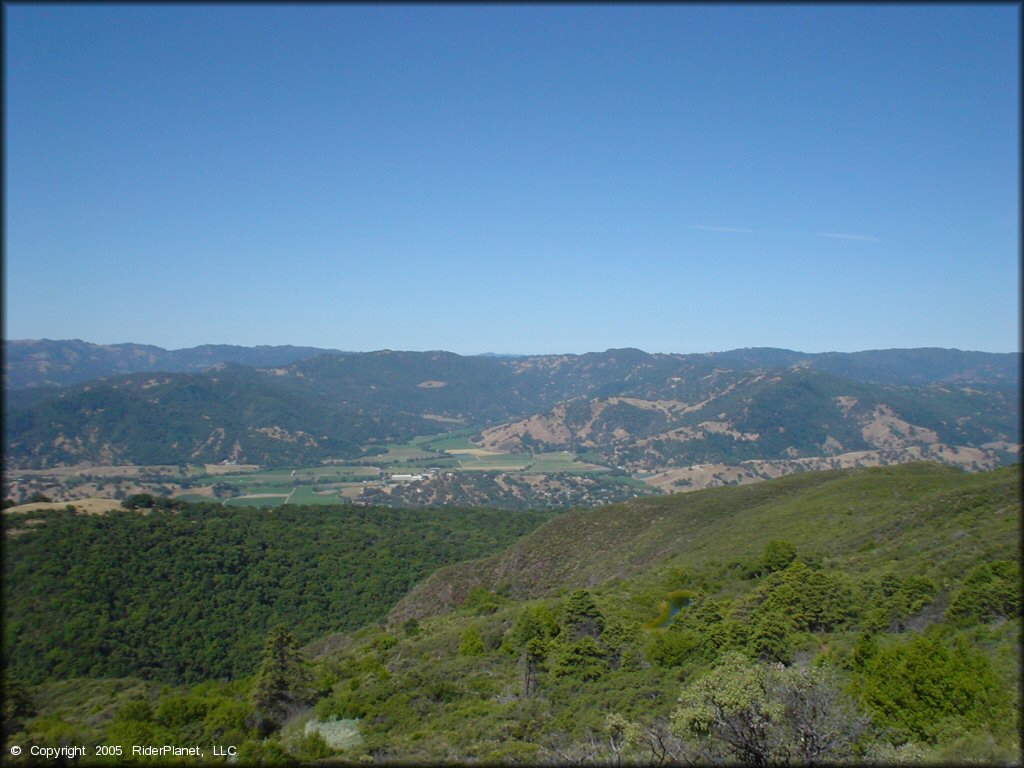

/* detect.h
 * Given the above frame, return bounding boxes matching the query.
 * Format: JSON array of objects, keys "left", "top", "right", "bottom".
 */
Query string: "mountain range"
[
  {"left": 4, "top": 339, "right": 349, "bottom": 390},
  {"left": 3, "top": 340, "right": 1019, "bottom": 478}
]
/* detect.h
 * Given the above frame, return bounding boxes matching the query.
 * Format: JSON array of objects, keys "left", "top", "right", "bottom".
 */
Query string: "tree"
[
  {"left": 122, "top": 493, "right": 155, "bottom": 509},
  {"left": 605, "top": 713, "right": 642, "bottom": 767},
  {"left": 746, "top": 610, "right": 793, "bottom": 665},
  {"left": 636, "top": 719, "right": 691, "bottom": 766},
  {"left": 645, "top": 629, "right": 701, "bottom": 668},
  {"left": 552, "top": 636, "right": 608, "bottom": 682},
  {"left": 741, "top": 561, "right": 856, "bottom": 637},
  {"left": 673, "top": 652, "right": 782, "bottom": 766},
  {"left": 507, "top": 604, "right": 560, "bottom": 650},
  {"left": 862, "top": 572, "right": 937, "bottom": 633},
  {"left": 945, "top": 560, "right": 1020, "bottom": 626},
  {"left": 250, "top": 626, "right": 314, "bottom": 735},
  {"left": 776, "top": 664, "right": 870, "bottom": 763},
  {"left": 562, "top": 589, "right": 605, "bottom": 640},
  {"left": 760, "top": 540, "right": 796, "bottom": 574}
]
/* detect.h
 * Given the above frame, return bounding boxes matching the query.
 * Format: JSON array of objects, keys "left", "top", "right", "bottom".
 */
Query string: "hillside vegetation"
[
  {"left": 2, "top": 504, "right": 553, "bottom": 683},
  {"left": 389, "top": 462, "right": 1019, "bottom": 622},
  {"left": 3, "top": 462, "right": 1019, "bottom": 764}
]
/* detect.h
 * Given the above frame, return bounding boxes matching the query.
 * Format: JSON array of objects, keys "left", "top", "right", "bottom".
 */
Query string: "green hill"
[
  {"left": 389, "top": 462, "right": 1019, "bottom": 623},
  {"left": 4, "top": 463, "right": 1019, "bottom": 764}
]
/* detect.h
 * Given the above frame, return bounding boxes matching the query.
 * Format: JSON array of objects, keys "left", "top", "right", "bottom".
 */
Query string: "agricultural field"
[
  {"left": 209, "top": 438, "right": 622, "bottom": 512},
  {"left": 3, "top": 430, "right": 647, "bottom": 511}
]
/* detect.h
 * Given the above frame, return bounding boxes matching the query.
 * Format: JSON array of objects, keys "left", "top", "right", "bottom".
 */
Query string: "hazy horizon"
[{"left": 4, "top": 336, "right": 1019, "bottom": 358}]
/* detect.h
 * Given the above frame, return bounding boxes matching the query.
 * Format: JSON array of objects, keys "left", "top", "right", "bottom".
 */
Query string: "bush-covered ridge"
[{"left": 389, "top": 462, "right": 1019, "bottom": 623}]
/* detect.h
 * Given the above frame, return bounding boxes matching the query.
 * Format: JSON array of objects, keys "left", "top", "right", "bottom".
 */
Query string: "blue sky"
[{"left": 4, "top": 4, "right": 1019, "bottom": 355}]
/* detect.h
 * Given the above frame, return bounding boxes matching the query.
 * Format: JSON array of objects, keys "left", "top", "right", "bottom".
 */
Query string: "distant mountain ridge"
[
  {"left": 3, "top": 339, "right": 349, "bottom": 390},
  {"left": 3, "top": 341, "right": 1019, "bottom": 474},
  {"left": 4, "top": 339, "right": 1019, "bottom": 391}
]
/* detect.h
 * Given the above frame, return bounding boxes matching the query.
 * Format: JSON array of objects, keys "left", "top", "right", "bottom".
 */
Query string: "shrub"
[
  {"left": 458, "top": 626, "right": 485, "bottom": 657},
  {"left": 852, "top": 628, "right": 1013, "bottom": 743},
  {"left": 402, "top": 618, "right": 421, "bottom": 637},
  {"left": 673, "top": 652, "right": 869, "bottom": 764},
  {"left": 463, "top": 586, "right": 504, "bottom": 615}
]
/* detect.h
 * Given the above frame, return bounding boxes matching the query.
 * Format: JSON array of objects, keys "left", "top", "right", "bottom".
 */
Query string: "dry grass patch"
[
  {"left": 203, "top": 463, "right": 260, "bottom": 475},
  {"left": 4, "top": 498, "right": 125, "bottom": 515},
  {"left": 448, "top": 448, "right": 506, "bottom": 457}
]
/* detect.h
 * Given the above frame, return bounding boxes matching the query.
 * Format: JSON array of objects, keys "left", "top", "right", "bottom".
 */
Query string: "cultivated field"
[{"left": 3, "top": 429, "right": 625, "bottom": 510}]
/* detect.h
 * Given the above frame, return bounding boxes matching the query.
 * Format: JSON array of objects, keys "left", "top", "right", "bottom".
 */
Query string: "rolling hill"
[
  {"left": 3, "top": 344, "right": 1019, "bottom": 485},
  {"left": 387, "top": 462, "right": 1020, "bottom": 624}
]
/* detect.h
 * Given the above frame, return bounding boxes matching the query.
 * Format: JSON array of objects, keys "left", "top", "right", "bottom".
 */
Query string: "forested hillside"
[
  {"left": 3, "top": 463, "right": 1019, "bottom": 764},
  {"left": 2, "top": 504, "right": 553, "bottom": 683}
]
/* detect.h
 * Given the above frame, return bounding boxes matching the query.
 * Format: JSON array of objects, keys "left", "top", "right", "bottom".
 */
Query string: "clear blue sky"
[{"left": 4, "top": 4, "right": 1019, "bottom": 355}]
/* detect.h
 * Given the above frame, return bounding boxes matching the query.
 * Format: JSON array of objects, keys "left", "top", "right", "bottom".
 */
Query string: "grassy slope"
[{"left": 389, "top": 462, "right": 1019, "bottom": 623}]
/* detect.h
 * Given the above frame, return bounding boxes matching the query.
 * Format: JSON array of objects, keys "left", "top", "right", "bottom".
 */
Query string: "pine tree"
[
  {"left": 249, "top": 626, "right": 313, "bottom": 734},
  {"left": 563, "top": 589, "right": 605, "bottom": 640}
]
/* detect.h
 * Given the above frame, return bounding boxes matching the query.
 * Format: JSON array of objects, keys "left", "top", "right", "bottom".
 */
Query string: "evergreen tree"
[
  {"left": 945, "top": 560, "right": 1020, "bottom": 625},
  {"left": 507, "top": 604, "right": 560, "bottom": 650},
  {"left": 562, "top": 589, "right": 605, "bottom": 639},
  {"left": 553, "top": 636, "right": 609, "bottom": 681},
  {"left": 250, "top": 626, "right": 314, "bottom": 735},
  {"left": 760, "top": 540, "right": 797, "bottom": 574}
]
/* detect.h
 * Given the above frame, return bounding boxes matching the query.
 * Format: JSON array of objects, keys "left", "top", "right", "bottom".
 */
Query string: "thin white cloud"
[
  {"left": 817, "top": 232, "right": 881, "bottom": 243},
  {"left": 690, "top": 224, "right": 761, "bottom": 234},
  {"left": 690, "top": 225, "right": 881, "bottom": 242}
]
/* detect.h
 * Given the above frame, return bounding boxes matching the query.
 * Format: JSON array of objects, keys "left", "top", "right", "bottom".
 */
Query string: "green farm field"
[
  {"left": 527, "top": 451, "right": 607, "bottom": 472},
  {"left": 419, "top": 432, "right": 476, "bottom": 451},
  {"left": 173, "top": 430, "right": 623, "bottom": 509},
  {"left": 452, "top": 451, "right": 534, "bottom": 470},
  {"left": 223, "top": 495, "right": 288, "bottom": 508},
  {"left": 285, "top": 486, "right": 348, "bottom": 505}
]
